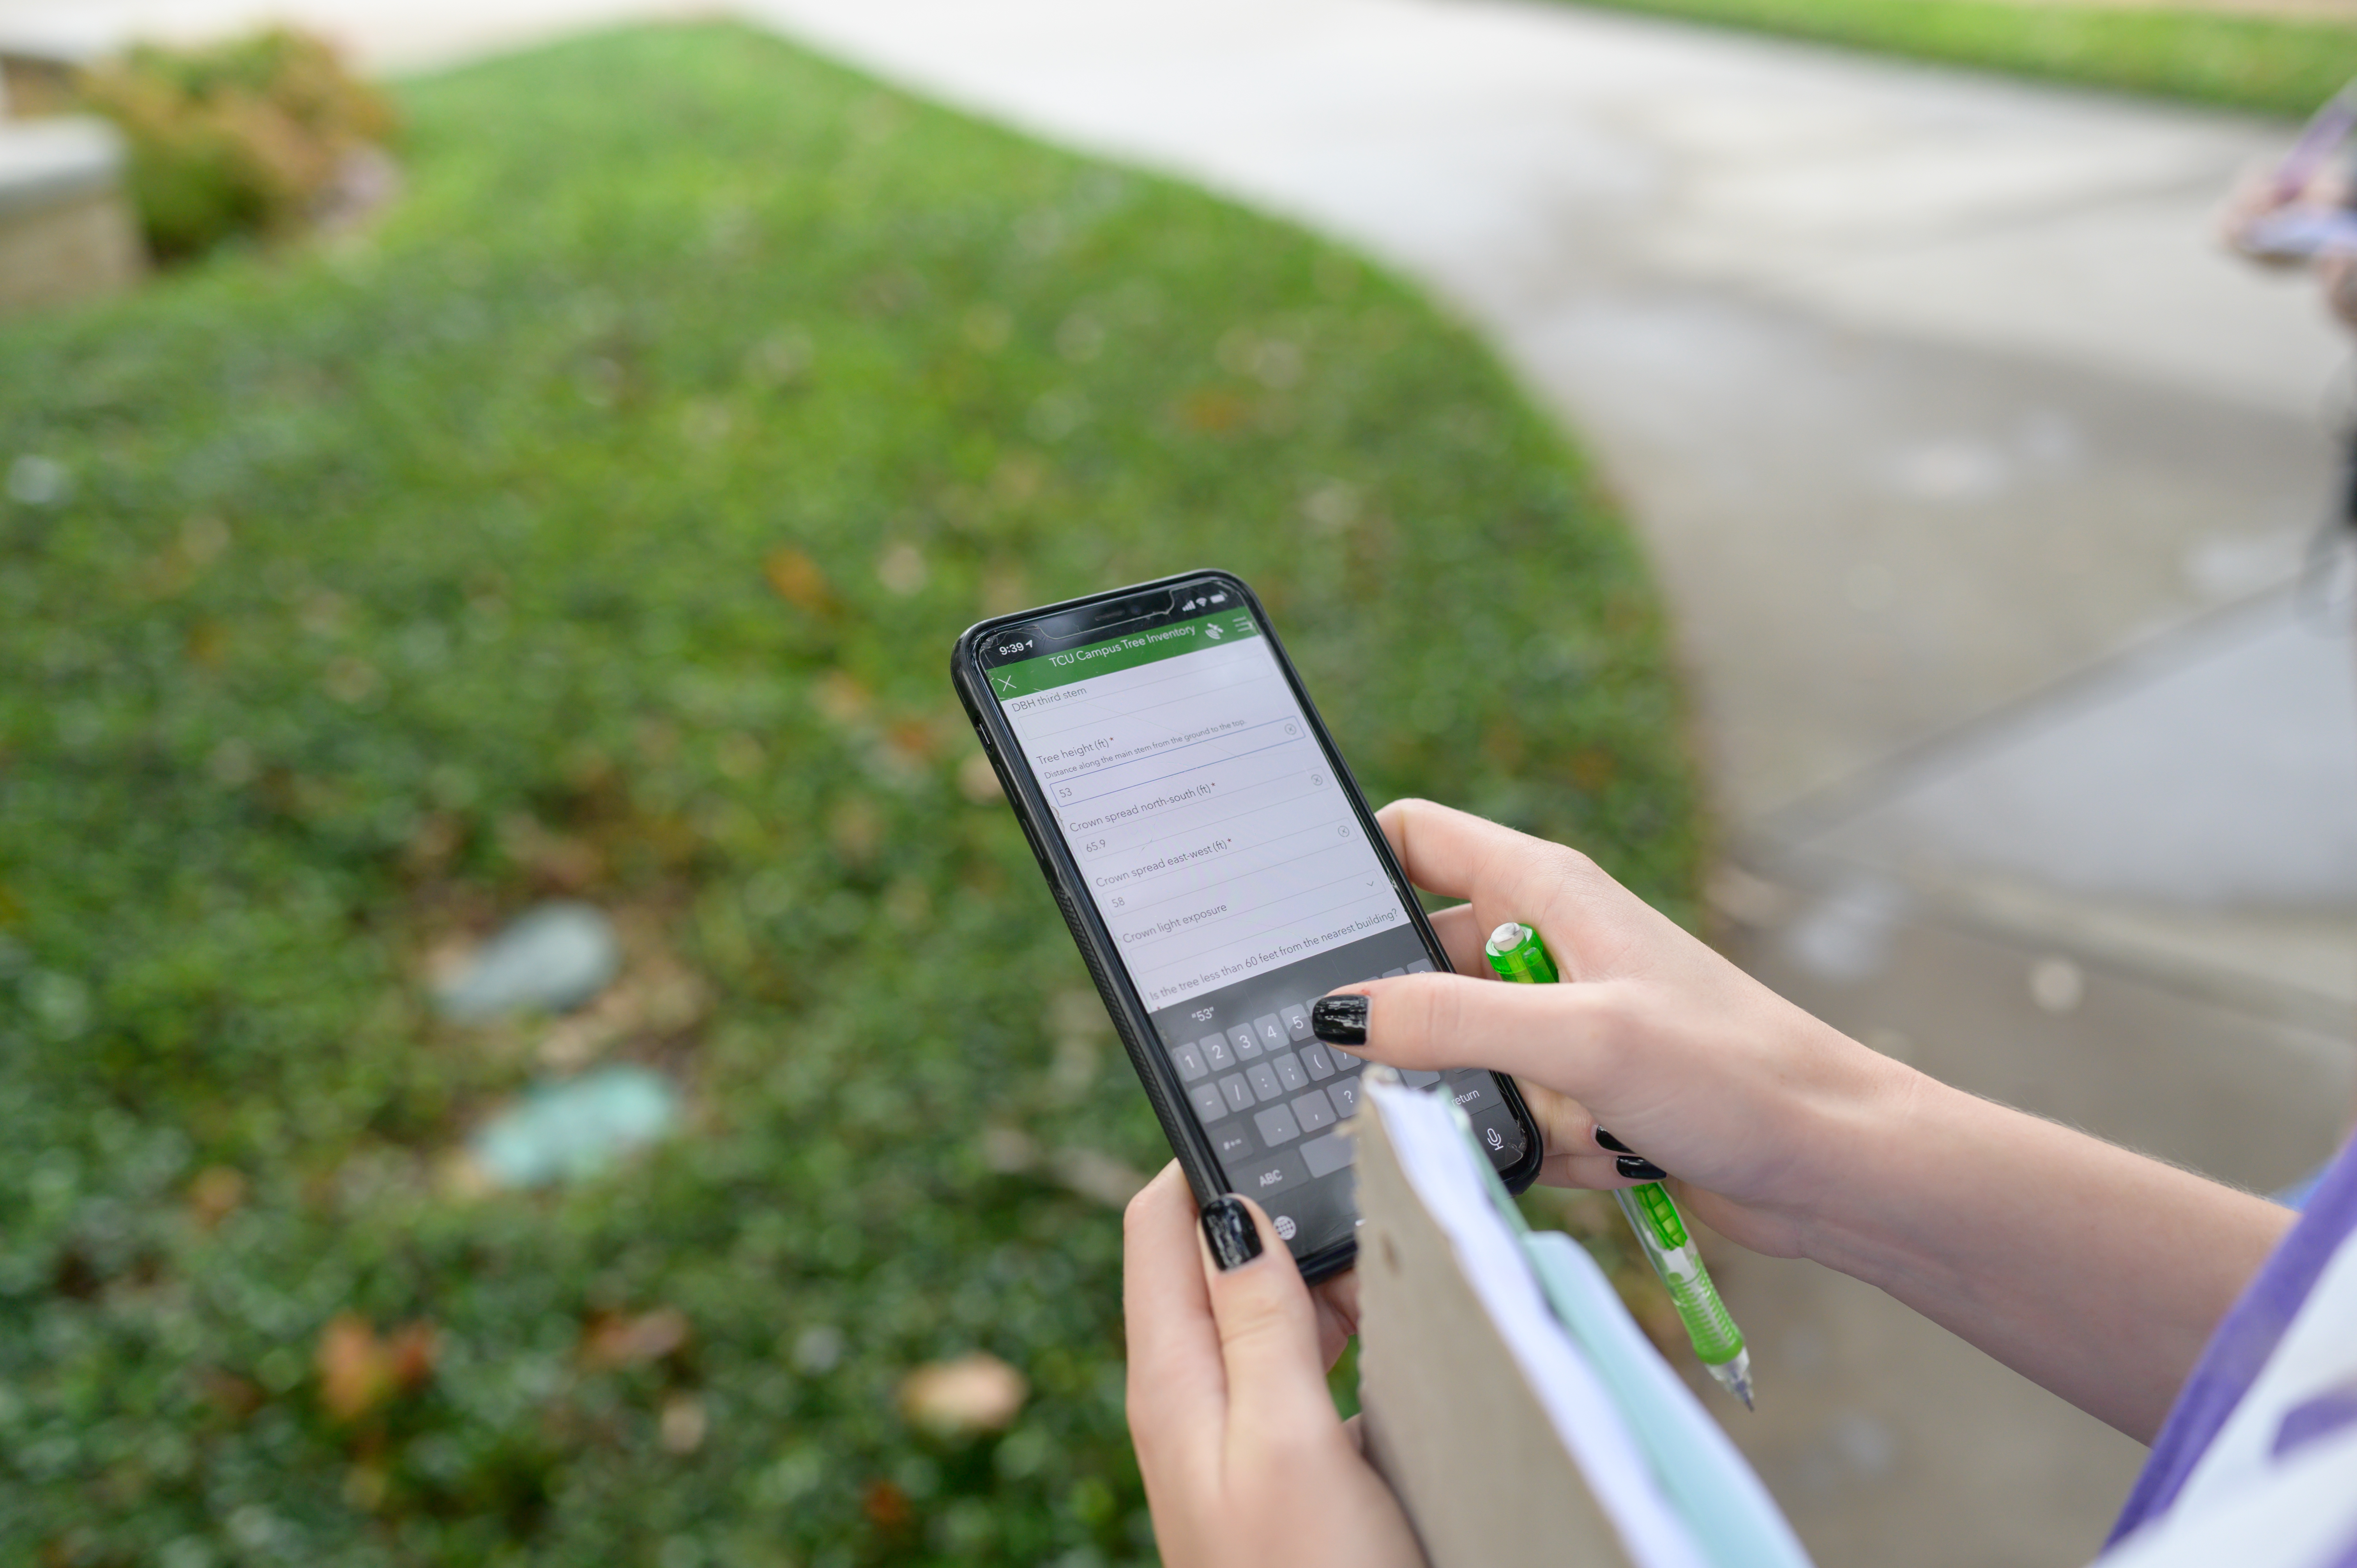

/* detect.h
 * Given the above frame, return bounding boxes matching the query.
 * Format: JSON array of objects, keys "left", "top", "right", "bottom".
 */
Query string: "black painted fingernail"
[
  {"left": 1311, "top": 994, "right": 1369, "bottom": 1045},
  {"left": 1616, "top": 1155, "right": 1668, "bottom": 1182},
  {"left": 1201, "top": 1196, "right": 1263, "bottom": 1271},
  {"left": 1594, "top": 1127, "right": 1632, "bottom": 1154}
]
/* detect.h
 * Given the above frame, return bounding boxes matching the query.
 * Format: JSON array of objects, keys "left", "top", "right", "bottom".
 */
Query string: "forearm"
[{"left": 1793, "top": 1065, "right": 2293, "bottom": 1442}]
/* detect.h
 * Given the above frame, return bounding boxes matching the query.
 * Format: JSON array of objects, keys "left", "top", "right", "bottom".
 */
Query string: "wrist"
[
  {"left": 1766, "top": 1055, "right": 2293, "bottom": 1437},
  {"left": 1772, "top": 1035, "right": 1950, "bottom": 1273}
]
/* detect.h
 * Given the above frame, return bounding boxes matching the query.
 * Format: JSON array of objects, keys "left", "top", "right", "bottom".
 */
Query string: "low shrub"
[{"left": 75, "top": 26, "right": 396, "bottom": 263}]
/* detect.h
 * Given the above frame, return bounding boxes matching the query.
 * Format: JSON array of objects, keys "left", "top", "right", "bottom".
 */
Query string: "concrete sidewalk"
[
  {"left": 11, "top": 2, "right": 2356, "bottom": 1561},
  {"left": 743, "top": 0, "right": 2344, "bottom": 805}
]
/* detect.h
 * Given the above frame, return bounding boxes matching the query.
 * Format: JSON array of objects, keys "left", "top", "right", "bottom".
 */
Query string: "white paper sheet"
[{"left": 1369, "top": 1077, "right": 1710, "bottom": 1568}]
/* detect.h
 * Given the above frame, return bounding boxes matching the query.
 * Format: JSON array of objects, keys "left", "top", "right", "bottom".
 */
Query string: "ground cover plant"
[
  {"left": 1569, "top": 0, "right": 2357, "bottom": 118},
  {"left": 76, "top": 26, "right": 398, "bottom": 263},
  {"left": 0, "top": 23, "right": 1701, "bottom": 1565}
]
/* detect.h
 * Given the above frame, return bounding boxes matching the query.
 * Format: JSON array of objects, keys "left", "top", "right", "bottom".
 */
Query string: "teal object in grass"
[{"left": 472, "top": 1066, "right": 678, "bottom": 1188}]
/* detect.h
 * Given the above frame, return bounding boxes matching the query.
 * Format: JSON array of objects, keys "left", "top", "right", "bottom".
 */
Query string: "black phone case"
[{"left": 951, "top": 568, "right": 1544, "bottom": 1282}]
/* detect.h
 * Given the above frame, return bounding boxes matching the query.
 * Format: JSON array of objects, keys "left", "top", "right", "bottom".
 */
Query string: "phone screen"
[{"left": 977, "top": 583, "right": 1532, "bottom": 1260}]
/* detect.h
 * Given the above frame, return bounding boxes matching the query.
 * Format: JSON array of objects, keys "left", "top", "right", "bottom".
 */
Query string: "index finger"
[
  {"left": 1333, "top": 969, "right": 1626, "bottom": 1096},
  {"left": 1376, "top": 799, "right": 1669, "bottom": 980},
  {"left": 1377, "top": 797, "right": 1587, "bottom": 927}
]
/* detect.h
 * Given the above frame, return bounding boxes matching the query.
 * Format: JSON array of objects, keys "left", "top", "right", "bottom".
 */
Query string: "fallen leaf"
[
  {"left": 827, "top": 798, "right": 881, "bottom": 867},
  {"left": 659, "top": 1391, "right": 708, "bottom": 1454},
  {"left": 765, "top": 547, "right": 832, "bottom": 613},
  {"left": 434, "top": 1148, "right": 495, "bottom": 1201},
  {"left": 385, "top": 1322, "right": 438, "bottom": 1388},
  {"left": 812, "top": 671, "right": 870, "bottom": 726},
  {"left": 1051, "top": 1146, "right": 1148, "bottom": 1210},
  {"left": 1177, "top": 388, "right": 1249, "bottom": 433},
  {"left": 316, "top": 1315, "right": 384, "bottom": 1423},
  {"left": 342, "top": 1462, "right": 389, "bottom": 1512},
  {"left": 582, "top": 1307, "right": 693, "bottom": 1369},
  {"left": 957, "top": 752, "right": 1003, "bottom": 804},
  {"left": 194, "top": 1367, "right": 264, "bottom": 1421},
  {"left": 876, "top": 542, "right": 927, "bottom": 596},
  {"left": 185, "top": 618, "right": 230, "bottom": 669},
  {"left": 537, "top": 953, "right": 709, "bottom": 1072},
  {"left": 495, "top": 814, "right": 604, "bottom": 893},
  {"left": 883, "top": 717, "right": 938, "bottom": 765},
  {"left": 899, "top": 1352, "right": 1027, "bottom": 1435},
  {"left": 980, "top": 1125, "right": 1037, "bottom": 1174},
  {"left": 988, "top": 452, "right": 1046, "bottom": 503},
  {"left": 322, "top": 656, "right": 384, "bottom": 705},
  {"left": 1568, "top": 747, "right": 1617, "bottom": 793},
  {"left": 187, "top": 1165, "right": 247, "bottom": 1227},
  {"left": 316, "top": 1313, "right": 438, "bottom": 1423},
  {"left": 863, "top": 1478, "right": 913, "bottom": 1530},
  {"left": 401, "top": 812, "right": 465, "bottom": 876}
]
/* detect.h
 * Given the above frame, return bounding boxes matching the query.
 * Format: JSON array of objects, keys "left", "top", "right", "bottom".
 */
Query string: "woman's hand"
[
  {"left": 1123, "top": 1164, "right": 1421, "bottom": 1568},
  {"left": 1316, "top": 799, "right": 2291, "bottom": 1441},
  {"left": 1316, "top": 798, "right": 1902, "bottom": 1259}
]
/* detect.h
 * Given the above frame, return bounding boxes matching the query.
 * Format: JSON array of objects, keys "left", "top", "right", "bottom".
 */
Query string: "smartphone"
[{"left": 951, "top": 570, "right": 1543, "bottom": 1281}]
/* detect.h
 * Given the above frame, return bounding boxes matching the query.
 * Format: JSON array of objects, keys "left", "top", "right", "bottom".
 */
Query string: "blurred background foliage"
[
  {"left": 0, "top": 22, "right": 1700, "bottom": 1565},
  {"left": 1568, "top": 0, "right": 2357, "bottom": 118},
  {"left": 74, "top": 26, "right": 398, "bottom": 264}
]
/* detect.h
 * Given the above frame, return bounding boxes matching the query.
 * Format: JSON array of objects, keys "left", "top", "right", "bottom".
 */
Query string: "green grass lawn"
[
  {"left": 0, "top": 24, "right": 1700, "bottom": 1564},
  {"left": 1570, "top": 0, "right": 2357, "bottom": 118}
]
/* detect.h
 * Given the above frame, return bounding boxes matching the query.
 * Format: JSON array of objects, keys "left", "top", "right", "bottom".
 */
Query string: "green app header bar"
[{"left": 986, "top": 609, "right": 1261, "bottom": 701}]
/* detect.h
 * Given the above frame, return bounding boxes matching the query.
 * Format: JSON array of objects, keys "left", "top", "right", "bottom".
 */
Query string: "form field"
[{"left": 997, "top": 630, "right": 1404, "bottom": 1006}]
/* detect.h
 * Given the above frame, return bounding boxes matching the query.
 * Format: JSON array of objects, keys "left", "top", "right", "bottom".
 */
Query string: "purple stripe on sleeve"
[
  {"left": 2270, "top": 1379, "right": 2357, "bottom": 1461},
  {"left": 2108, "top": 1132, "right": 2357, "bottom": 1544}
]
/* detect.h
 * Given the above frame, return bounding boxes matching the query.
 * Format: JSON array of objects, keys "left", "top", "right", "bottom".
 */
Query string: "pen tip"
[{"left": 1709, "top": 1355, "right": 1755, "bottom": 1410}]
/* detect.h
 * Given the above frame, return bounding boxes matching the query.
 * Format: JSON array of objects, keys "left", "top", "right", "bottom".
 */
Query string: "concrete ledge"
[
  {"left": 0, "top": 117, "right": 142, "bottom": 311},
  {"left": 0, "top": 115, "right": 126, "bottom": 216}
]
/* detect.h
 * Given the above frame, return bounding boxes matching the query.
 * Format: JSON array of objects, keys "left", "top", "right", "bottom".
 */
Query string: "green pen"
[{"left": 1484, "top": 920, "right": 1755, "bottom": 1409}]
